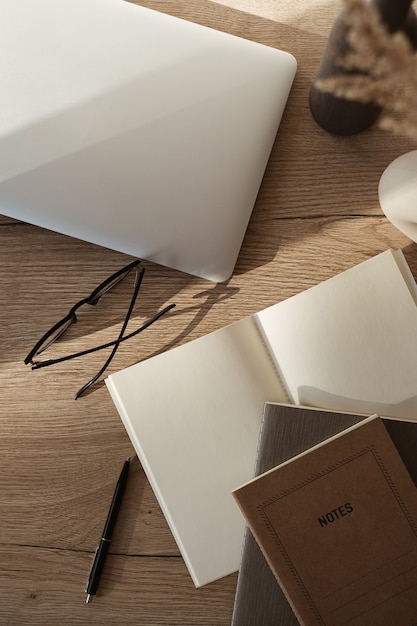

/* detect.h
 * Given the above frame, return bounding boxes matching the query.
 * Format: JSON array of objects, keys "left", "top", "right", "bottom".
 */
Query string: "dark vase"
[{"left": 309, "top": 0, "right": 417, "bottom": 136}]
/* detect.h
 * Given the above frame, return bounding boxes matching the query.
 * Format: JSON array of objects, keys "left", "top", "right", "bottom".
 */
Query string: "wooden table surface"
[{"left": 1, "top": 0, "right": 417, "bottom": 624}]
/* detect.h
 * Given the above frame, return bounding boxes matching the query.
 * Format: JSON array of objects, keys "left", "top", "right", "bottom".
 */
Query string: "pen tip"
[{"left": 86, "top": 594, "right": 92, "bottom": 604}]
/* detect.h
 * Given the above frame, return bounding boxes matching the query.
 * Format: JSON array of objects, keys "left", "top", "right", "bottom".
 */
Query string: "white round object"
[{"left": 379, "top": 150, "right": 417, "bottom": 242}]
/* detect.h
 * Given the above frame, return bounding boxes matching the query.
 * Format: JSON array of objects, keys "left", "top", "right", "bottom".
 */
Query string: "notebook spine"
[{"left": 250, "top": 316, "right": 291, "bottom": 403}]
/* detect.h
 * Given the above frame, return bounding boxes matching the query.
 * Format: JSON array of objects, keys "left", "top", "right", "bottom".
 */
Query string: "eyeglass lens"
[{"left": 35, "top": 316, "right": 75, "bottom": 356}]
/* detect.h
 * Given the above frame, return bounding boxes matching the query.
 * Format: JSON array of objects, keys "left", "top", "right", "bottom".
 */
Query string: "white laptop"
[{"left": 1, "top": 0, "right": 296, "bottom": 282}]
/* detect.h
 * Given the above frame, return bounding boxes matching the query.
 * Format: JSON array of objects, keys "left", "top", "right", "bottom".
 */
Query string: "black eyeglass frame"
[
  {"left": 24, "top": 259, "right": 176, "bottom": 399},
  {"left": 24, "top": 259, "right": 141, "bottom": 366}
]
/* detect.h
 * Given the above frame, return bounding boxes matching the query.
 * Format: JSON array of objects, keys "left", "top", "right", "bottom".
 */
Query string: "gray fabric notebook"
[{"left": 231, "top": 403, "right": 417, "bottom": 626}]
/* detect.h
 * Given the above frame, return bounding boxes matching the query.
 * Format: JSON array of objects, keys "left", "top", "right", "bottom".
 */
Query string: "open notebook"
[
  {"left": 106, "top": 249, "right": 417, "bottom": 586},
  {"left": 0, "top": 0, "right": 296, "bottom": 282}
]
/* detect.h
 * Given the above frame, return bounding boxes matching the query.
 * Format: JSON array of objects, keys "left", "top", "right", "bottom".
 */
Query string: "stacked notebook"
[
  {"left": 232, "top": 404, "right": 417, "bottom": 625},
  {"left": 105, "top": 248, "right": 417, "bottom": 587}
]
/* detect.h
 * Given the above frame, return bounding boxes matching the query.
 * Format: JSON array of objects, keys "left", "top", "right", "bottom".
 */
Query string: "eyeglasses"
[{"left": 24, "top": 259, "right": 176, "bottom": 399}]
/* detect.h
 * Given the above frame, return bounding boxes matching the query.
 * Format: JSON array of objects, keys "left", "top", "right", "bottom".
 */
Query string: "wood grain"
[{"left": 1, "top": 1, "right": 417, "bottom": 624}]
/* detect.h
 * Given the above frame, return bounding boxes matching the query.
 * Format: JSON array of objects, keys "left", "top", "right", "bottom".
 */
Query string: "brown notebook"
[
  {"left": 231, "top": 404, "right": 368, "bottom": 626},
  {"left": 233, "top": 414, "right": 417, "bottom": 626}
]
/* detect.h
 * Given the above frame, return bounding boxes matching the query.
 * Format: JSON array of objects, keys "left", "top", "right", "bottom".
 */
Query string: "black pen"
[{"left": 85, "top": 458, "right": 130, "bottom": 603}]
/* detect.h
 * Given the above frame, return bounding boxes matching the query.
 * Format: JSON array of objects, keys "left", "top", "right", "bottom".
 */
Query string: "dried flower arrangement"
[{"left": 316, "top": 0, "right": 417, "bottom": 140}]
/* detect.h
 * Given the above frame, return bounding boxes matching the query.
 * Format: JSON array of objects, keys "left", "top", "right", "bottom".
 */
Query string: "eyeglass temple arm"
[{"left": 73, "top": 267, "right": 145, "bottom": 398}]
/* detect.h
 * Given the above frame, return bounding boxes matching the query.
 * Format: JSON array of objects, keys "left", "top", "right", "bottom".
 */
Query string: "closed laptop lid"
[{"left": 1, "top": 0, "right": 296, "bottom": 281}]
